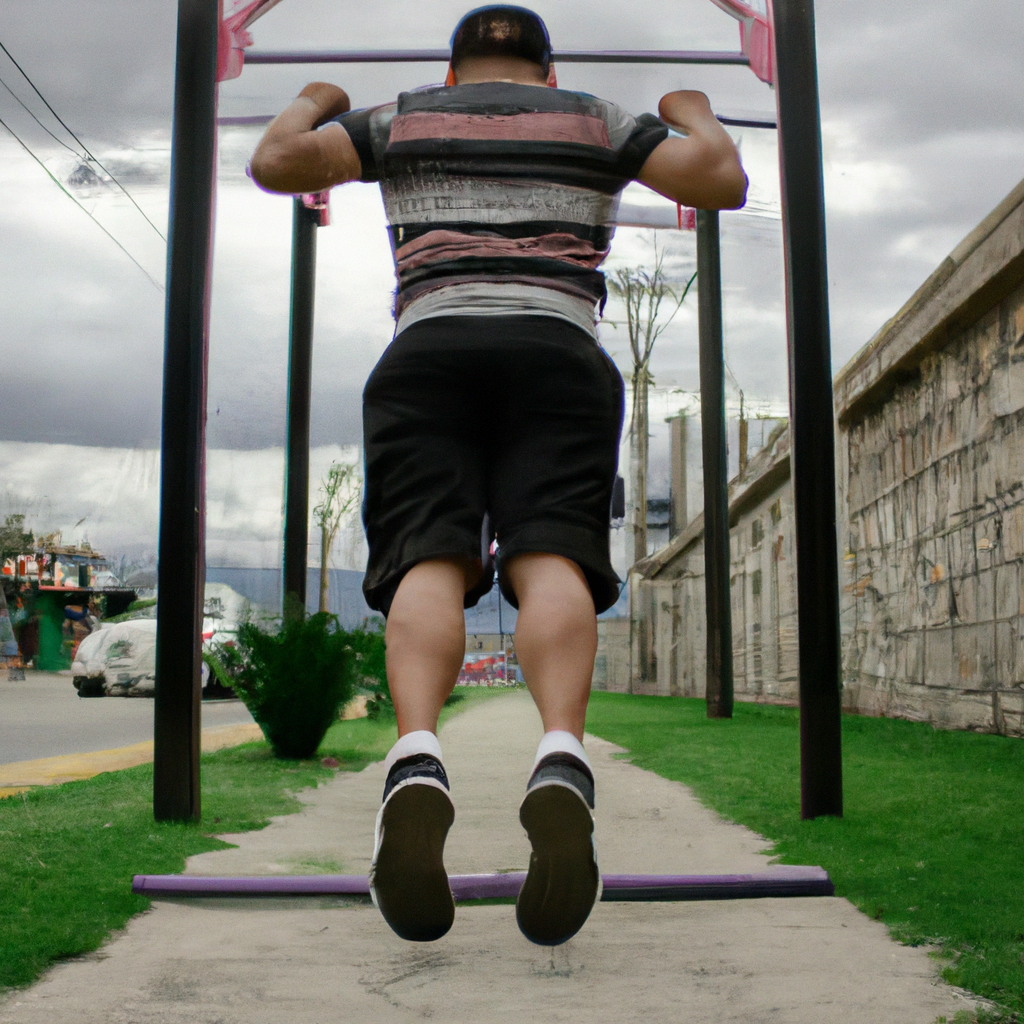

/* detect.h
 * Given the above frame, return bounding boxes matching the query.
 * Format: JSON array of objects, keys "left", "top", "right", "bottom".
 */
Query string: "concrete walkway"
[{"left": 0, "top": 692, "right": 972, "bottom": 1023}]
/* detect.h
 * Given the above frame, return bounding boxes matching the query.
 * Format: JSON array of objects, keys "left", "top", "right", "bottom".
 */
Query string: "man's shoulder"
[
  {"left": 397, "top": 82, "right": 622, "bottom": 116},
  {"left": 393, "top": 83, "right": 641, "bottom": 148}
]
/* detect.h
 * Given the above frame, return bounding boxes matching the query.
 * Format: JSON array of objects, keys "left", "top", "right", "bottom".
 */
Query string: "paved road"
[
  {"left": 0, "top": 691, "right": 974, "bottom": 1024},
  {"left": 0, "top": 670, "right": 254, "bottom": 765}
]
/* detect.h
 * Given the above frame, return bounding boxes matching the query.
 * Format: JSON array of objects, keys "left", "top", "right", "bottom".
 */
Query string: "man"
[{"left": 251, "top": 5, "right": 746, "bottom": 946}]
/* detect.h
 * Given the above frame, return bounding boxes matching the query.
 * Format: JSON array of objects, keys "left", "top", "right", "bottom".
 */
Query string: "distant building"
[{"left": 2, "top": 532, "right": 113, "bottom": 589}]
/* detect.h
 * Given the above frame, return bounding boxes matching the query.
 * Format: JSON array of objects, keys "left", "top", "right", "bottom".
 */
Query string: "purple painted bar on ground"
[
  {"left": 244, "top": 49, "right": 750, "bottom": 66},
  {"left": 132, "top": 867, "right": 833, "bottom": 901}
]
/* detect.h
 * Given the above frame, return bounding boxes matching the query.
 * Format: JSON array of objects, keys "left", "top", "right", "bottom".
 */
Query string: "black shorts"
[{"left": 361, "top": 315, "right": 624, "bottom": 616}]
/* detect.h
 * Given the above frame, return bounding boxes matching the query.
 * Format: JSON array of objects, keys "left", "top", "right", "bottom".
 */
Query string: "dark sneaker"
[
  {"left": 369, "top": 753, "right": 455, "bottom": 942},
  {"left": 516, "top": 752, "right": 601, "bottom": 946}
]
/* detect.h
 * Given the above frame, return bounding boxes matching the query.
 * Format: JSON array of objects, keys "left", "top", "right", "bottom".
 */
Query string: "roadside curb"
[{"left": 0, "top": 722, "right": 264, "bottom": 794}]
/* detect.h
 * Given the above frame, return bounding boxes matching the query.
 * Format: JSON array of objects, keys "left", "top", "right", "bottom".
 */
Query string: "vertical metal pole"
[
  {"left": 772, "top": 0, "right": 843, "bottom": 818},
  {"left": 697, "top": 209, "right": 734, "bottom": 719},
  {"left": 283, "top": 199, "right": 319, "bottom": 623},
  {"left": 154, "top": 0, "right": 219, "bottom": 822},
  {"left": 497, "top": 586, "right": 504, "bottom": 683},
  {"left": 669, "top": 413, "right": 688, "bottom": 537}
]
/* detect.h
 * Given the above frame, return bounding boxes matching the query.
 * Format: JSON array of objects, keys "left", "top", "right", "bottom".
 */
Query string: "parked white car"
[
  {"left": 72, "top": 619, "right": 157, "bottom": 696},
  {"left": 70, "top": 583, "right": 253, "bottom": 696}
]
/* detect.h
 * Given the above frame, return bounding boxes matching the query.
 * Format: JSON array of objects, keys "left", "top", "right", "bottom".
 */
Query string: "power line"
[
  {"left": 0, "top": 73, "right": 79, "bottom": 157},
  {"left": 0, "top": 37, "right": 166, "bottom": 242},
  {"left": 0, "top": 114, "right": 163, "bottom": 292}
]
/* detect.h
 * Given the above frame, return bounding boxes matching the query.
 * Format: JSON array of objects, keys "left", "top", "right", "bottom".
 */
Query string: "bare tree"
[
  {"left": 0, "top": 514, "right": 34, "bottom": 586},
  {"left": 608, "top": 247, "right": 696, "bottom": 564},
  {"left": 312, "top": 461, "right": 361, "bottom": 613}
]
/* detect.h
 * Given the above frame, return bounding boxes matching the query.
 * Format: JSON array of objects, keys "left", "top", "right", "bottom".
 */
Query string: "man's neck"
[{"left": 453, "top": 55, "right": 548, "bottom": 86}]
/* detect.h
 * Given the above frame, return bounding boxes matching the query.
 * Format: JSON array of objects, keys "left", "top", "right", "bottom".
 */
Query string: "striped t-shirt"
[{"left": 333, "top": 82, "right": 669, "bottom": 337}]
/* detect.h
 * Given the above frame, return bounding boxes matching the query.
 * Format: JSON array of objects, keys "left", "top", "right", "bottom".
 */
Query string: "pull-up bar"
[
  {"left": 216, "top": 112, "right": 777, "bottom": 129},
  {"left": 244, "top": 48, "right": 751, "bottom": 66}
]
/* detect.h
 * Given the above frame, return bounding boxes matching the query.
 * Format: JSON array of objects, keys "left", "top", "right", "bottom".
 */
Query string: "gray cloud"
[
  {"left": 1, "top": 0, "right": 1022, "bottom": 533},
  {"left": 817, "top": 1, "right": 1024, "bottom": 143}
]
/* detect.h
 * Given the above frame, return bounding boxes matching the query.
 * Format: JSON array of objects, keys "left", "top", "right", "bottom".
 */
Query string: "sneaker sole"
[
  {"left": 370, "top": 782, "right": 455, "bottom": 942},
  {"left": 517, "top": 781, "right": 600, "bottom": 946}
]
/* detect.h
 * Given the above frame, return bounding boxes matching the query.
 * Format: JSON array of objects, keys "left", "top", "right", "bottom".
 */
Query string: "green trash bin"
[{"left": 36, "top": 592, "right": 71, "bottom": 671}]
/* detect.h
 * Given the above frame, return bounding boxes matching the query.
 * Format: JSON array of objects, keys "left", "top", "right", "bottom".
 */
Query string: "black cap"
[{"left": 450, "top": 6, "right": 552, "bottom": 73}]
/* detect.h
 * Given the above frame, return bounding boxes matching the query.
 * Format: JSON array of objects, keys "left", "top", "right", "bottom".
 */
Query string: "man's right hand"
[{"left": 249, "top": 82, "right": 362, "bottom": 195}]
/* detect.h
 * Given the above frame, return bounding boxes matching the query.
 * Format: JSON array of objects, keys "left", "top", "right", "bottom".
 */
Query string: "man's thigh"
[
  {"left": 361, "top": 327, "right": 492, "bottom": 612},
  {"left": 361, "top": 315, "right": 624, "bottom": 614},
  {"left": 487, "top": 318, "right": 624, "bottom": 612}
]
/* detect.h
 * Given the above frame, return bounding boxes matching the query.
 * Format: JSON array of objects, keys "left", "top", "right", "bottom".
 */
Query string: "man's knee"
[
  {"left": 504, "top": 552, "right": 591, "bottom": 608},
  {"left": 395, "top": 557, "right": 484, "bottom": 601}
]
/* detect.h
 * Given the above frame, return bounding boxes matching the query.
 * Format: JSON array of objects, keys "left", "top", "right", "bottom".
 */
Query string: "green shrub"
[
  {"left": 345, "top": 625, "right": 393, "bottom": 720},
  {"left": 365, "top": 688, "right": 394, "bottom": 720},
  {"left": 104, "top": 597, "right": 158, "bottom": 624},
  {"left": 231, "top": 613, "right": 356, "bottom": 759},
  {"left": 345, "top": 624, "right": 386, "bottom": 687},
  {"left": 338, "top": 625, "right": 463, "bottom": 721}
]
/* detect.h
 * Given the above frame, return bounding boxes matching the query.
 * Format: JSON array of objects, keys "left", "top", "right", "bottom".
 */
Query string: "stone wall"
[
  {"left": 621, "top": 177, "right": 1024, "bottom": 736},
  {"left": 591, "top": 617, "right": 630, "bottom": 692},
  {"left": 625, "top": 424, "right": 800, "bottom": 703},
  {"left": 835, "top": 178, "right": 1024, "bottom": 735},
  {"left": 839, "top": 278, "right": 1024, "bottom": 735}
]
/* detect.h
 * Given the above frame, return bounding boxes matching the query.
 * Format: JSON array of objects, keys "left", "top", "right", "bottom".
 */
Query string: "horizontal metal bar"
[
  {"left": 217, "top": 114, "right": 276, "bottom": 126},
  {"left": 133, "top": 867, "right": 833, "bottom": 901},
  {"left": 217, "top": 112, "right": 776, "bottom": 130},
  {"left": 244, "top": 48, "right": 750, "bottom": 66},
  {"left": 718, "top": 114, "right": 777, "bottom": 129}
]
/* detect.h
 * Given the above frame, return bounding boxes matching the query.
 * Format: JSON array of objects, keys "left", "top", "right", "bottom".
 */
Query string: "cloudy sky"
[{"left": 0, "top": 0, "right": 1022, "bottom": 572}]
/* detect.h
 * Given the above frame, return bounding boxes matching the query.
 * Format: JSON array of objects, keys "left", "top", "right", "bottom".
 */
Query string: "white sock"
[
  {"left": 384, "top": 731, "right": 443, "bottom": 774},
  {"left": 533, "top": 730, "right": 591, "bottom": 771}
]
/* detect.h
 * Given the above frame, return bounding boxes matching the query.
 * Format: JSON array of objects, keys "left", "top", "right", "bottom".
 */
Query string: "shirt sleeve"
[
  {"left": 328, "top": 108, "right": 380, "bottom": 182},
  {"left": 615, "top": 113, "right": 670, "bottom": 181}
]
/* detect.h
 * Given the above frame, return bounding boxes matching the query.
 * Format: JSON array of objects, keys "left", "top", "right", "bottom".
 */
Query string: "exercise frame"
[{"left": 154, "top": 0, "right": 842, "bottom": 824}]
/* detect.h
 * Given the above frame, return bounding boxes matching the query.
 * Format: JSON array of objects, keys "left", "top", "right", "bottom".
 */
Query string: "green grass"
[
  {"left": 0, "top": 685, "right": 510, "bottom": 993},
  {"left": 584, "top": 693, "right": 1024, "bottom": 1021}
]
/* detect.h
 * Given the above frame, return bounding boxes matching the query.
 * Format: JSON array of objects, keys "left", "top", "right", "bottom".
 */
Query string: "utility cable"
[
  {"left": 0, "top": 37, "right": 166, "bottom": 242},
  {"left": 0, "top": 114, "right": 163, "bottom": 292},
  {"left": 0, "top": 73, "right": 80, "bottom": 157}
]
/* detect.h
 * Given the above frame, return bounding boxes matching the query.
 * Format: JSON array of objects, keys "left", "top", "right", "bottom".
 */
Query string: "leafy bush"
[
  {"left": 230, "top": 613, "right": 356, "bottom": 759},
  {"left": 202, "top": 638, "right": 244, "bottom": 700},
  {"left": 344, "top": 625, "right": 393, "bottom": 720},
  {"left": 365, "top": 685, "right": 393, "bottom": 720},
  {"left": 104, "top": 598, "right": 158, "bottom": 624},
  {"left": 343, "top": 626, "right": 465, "bottom": 720}
]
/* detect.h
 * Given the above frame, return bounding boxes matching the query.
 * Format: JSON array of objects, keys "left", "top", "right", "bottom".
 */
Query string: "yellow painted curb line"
[{"left": 0, "top": 722, "right": 265, "bottom": 792}]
